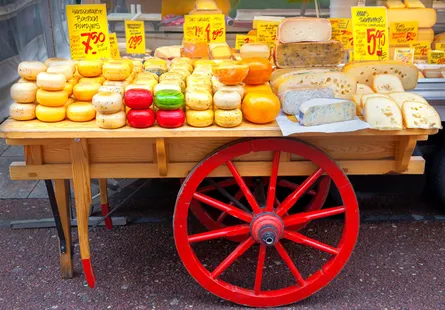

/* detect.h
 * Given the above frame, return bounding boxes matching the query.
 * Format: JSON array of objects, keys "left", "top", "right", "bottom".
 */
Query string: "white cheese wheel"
[
  {"left": 102, "top": 61, "right": 132, "bottom": 81},
  {"left": 36, "top": 105, "right": 66, "bottom": 122},
  {"left": 185, "top": 90, "right": 213, "bottom": 110},
  {"left": 36, "top": 89, "right": 69, "bottom": 107},
  {"left": 36, "top": 72, "right": 66, "bottom": 91},
  {"left": 46, "top": 59, "right": 76, "bottom": 73},
  {"left": 44, "top": 57, "right": 67, "bottom": 67},
  {"left": 214, "top": 84, "right": 245, "bottom": 99},
  {"left": 402, "top": 101, "right": 442, "bottom": 129},
  {"left": 98, "top": 85, "right": 124, "bottom": 97},
  {"left": 67, "top": 102, "right": 96, "bottom": 122},
  {"left": 363, "top": 97, "right": 403, "bottom": 130},
  {"left": 77, "top": 60, "right": 103, "bottom": 77},
  {"left": 186, "top": 109, "right": 214, "bottom": 127},
  {"left": 153, "top": 83, "right": 182, "bottom": 94},
  {"left": 9, "top": 102, "right": 37, "bottom": 121},
  {"left": 17, "top": 78, "right": 36, "bottom": 84},
  {"left": 92, "top": 92, "right": 123, "bottom": 114},
  {"left": 213, "top": 90, "right": 241, "bottom": 110},
  {"left": 96, "top": 111, "right": 126, "bottom": 129},
  {"left": 18, "top": 61, "right": 47, "bottom": 80},
  {"left": 73, "top": 82, "right": 102, "bottom": 101},
  {"left": 47, "top": 65, "right": 74, "bottom": 80},
  {"left": 214, "top": 108, "right": 243, "bottom": 128},
  {"left": 10, "top": 82, "right": 38, "bottom": 103}
]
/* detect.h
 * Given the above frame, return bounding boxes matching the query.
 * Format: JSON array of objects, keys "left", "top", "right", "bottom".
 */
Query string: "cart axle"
[{"left": 251, "top": 212, "right": 284, "bottom": 246}]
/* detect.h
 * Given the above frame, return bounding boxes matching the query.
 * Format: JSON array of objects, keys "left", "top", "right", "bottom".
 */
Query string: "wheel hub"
[{"left": 250, "top": 212, "right": 284, "bottom": 246}]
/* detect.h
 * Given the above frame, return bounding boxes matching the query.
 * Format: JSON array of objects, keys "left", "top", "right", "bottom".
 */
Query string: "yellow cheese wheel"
[
  {"left": 36, "top": 105, "right": 66, "bottom": 122},
  {"left": 186, "top": 76, "right": 212, "bottom": 86},
  {"left": 10, "top": 82, "right": 38, "bottom": 103},
  {"left": 67, "top": 102, "right": 96, "bottom": 122},
  {"left": 92, "top": 92, "right": 123, "bottom": 114},
  {"left": 168, "top": 68, "right": 191, "bottom": 78},
  {"left": 68, "top": 76, "right": 80, "bottom": 85},
  {"left": 73, "top": 82, "right": 102, "bottom": 101},
  {"left": 136, "top": 72, "right": 159, "bottom": 81},
  {"left": 98, "top": 85, "right": 124, "bottom": 97},
  {"left": 111, "top": 59, "right": 133, "bottom": 72},
  {"left": 193, "top": 60, "right": 216, "bottom": 67},
  {"left": 44, "top": 57, "right": 67, "bottom": 67},
  {"left": 154, "top": 83, "right": 182, "bottom": 94},
  {"left": 9, "top": 102, "right": 37, "bottom": 121},
  {"left": 103, "top": 80, "right": 130, "bottom": 87},
  {"left": 63, "top": 83, "right": 74, "bottom": 96},
  {"left": 186, "top": 109, "right": 214, "bottom": 127},
  {"left": 77, "top": 60, "right": 103, "bottom": 77},
  {"left": 36, "top": 72, "right": 66, "bottom": 91},
  {"left": 78, "top": 76, "right": 105, "bottom": 85},
  {"left": 65, "top": 97, "right": 76, "bottom": 106},
  {"left": 96, "top": 111, "right": 126, "bottom": 129},
  {"left": 125, "top": 75, "right": 134, "bottom": 84},
  {"left": 18, "top": 61, "right": 47, "bottom": 80},
  {"left": 215, "top": 109, "right": 243, "bottom": 128},
  {"left": 36, "top": 89, "right": 69, "bottom": 107},
  {"left": 46, "top": 59, "right": 76, "bottom": 73},
  {"left": 185, "top": 90, "right": 213, "bottom": 110},
  {"left": 133, "top": 79, "right": 158, "bottom": 90},
  {"left": 160, "top": 72, "right": 185, "bottom": 81},
  {"left": 159, "top": 79, "right": 185, "bottom": 92},
  {"left": 132, "top": 60, "right": 144, "bottom": 73},
  {"left": 170, "top": 62, "right": 194, "bottom": 73},
  {"left": 46, "top": 65, "right": 74, "bottom": 80},
  {"left": 102, "top": 61, "right": 132, "bottom": 81},
  {"left": 213, "top": 90, "right": 242, "bottom": 110},
  {"left": 172, "top": 57, "right": 193, "bottom": 65}
]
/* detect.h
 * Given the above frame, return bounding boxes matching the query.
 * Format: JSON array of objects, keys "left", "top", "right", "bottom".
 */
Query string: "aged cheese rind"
[
  {"left": 299, "top": 98, "right": 355, "bottom": 126},
  {"left": 363, "top": 97, "right": 403, "bottom": 130},
  {"left": 402, "top": 101, "right": 442, "bottom": 129},
  {"left": 280, "top": 87, "right": 334, "bottom": 115},
  {"left": 277, "top": 18, "right": 332, "bottom": 43},
  {"left": 274, "top": 41, "right": 343, "bottom": 69}
]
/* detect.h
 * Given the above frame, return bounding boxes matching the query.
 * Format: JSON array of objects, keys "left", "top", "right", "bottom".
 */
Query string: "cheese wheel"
[
  {"left": 136, "top": 72, "right": 159, "bottom": 82},
  {"left": 214, "top": 109, "right": 243, "bottom": 128},
  {"left": 47, "top": 65, "right": 74, "bottom": 80},
  {"left": 36, "top": 72, "right": 66, "bottom": 91},
  {"left": 186, "top": 76, "right": 212, "bottom": 87},
  {"left": 154, "top": 83, "right": 182, "bottom": 94},
  {"left": 133, "top": 79, "right": 158, "bottom": 88},
  {"left": 103, "top": 80, "right": 130, "bottom": 87},
  {"left": 170, "top": 62, "right": 194, "bottom": 73},
  {"left": 10, "top": 82, "right": 38, "bottom": 103},
  {"left": 112, "top": 59, "right": 133, "bottom": 72},
  {"left": 214, "top": 84, "right": 245, "bottom": 98},
  {"left": 92, "top": 92, "right": 123, "bottom": 114},
  {"left": 159, "top": 79, "right": 185, "bottom": 92},
  {"left": 169, "top": 68, "right": 191, "bottom": 79},
  {"left": 132, "top": 60, "right": 144, "bottom": 73},
  {"left": 96, "top": 111, "right": 126, "bottom": 129},
  {"left": 185, "top": 90, "right": 212, "bottom": 110},
  {"left": 240, "top": 43, "right": 271, "bottom": 59},
  {"left": 125, "top": 84, "right": 154, "bottom": 93},
  {"left": 73, "top": 82, "right": 102, "bottom": 101},
  {"left": 65, "top": 97, "right": 76, "bottom": 106},
  {"left": 36, "top": 89, "right": 69, "bottom": 107},
  {"left": 77, "top": 60, "right": 103, "bottom": 77},
  {"left": 98, "top": 85, "right": 124, "bottom": 97},
  {"left": 186, "top": 85, "right": 213, "bottom": 95},
  {"left": 67, "top": 102, "right": 96, "bottom": 122},
  {"left": 68, "top": 76, "right": 80, "bottom": 85},
  {"left": 186, "top": 109, "right": 214, "bottom": 127},
  {"left": 18, "top": 61, "right": 47, "bottom": 80},
  {"left": 47, "top": 59, "right": 76, "bottom": 73},
  {"left": 160, "top": 72, "right": 185, "bottom": 81},
  {"left": 44, "top": 57, "right": 67, "bottom": 67},
  {"left": 36, "top": 105, "right": 66, "bottom": 122},
  {"left": 17, "top": 78, "right": 36, "bottom": 84},
  {"left": 213, "top": 90, "right": 242, "bottom": 110},
  {"left": 79, "top": 76, "right": 106, "bottom": 84},
  {"left": 102, "top": 61, "right": 132, "bottom": 81},
  {"left": 63, "top": 83, "right": 74, "bottom": 96},
  {"left": 9, "top": 102, "right": 37, "bottom": 121}
]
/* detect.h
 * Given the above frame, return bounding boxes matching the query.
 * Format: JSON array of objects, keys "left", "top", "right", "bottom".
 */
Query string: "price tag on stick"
[
  {"left": 66, "top": 4, "right": 110, "bottom": 60},
  {"left": 235, "top": 35, "right": 257, "bottom": 50},
  {"left": 125, "top": 21, "right": 146, "bottom": 54},
  {"left": 109, "top": 33, "right": 120, "bottom": 59},
  {"left": 184, "top": 14, "right": 226, "bottom": 43}
]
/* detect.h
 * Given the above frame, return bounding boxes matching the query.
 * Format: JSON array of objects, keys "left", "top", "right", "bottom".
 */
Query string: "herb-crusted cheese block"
[
  {"left": 280, "top": 87, "right": 334, "bottom": 115},
  {"left": 277, "top": 17, "right": 332, "bottom": 43},
  {"left": 363, "top": 97, "right": 403, "bottom": 130},
  {"left": 402, "top": 101, "right": 442, "bottom": 129},
  {"left": 274, "top": 41, "right": 343, "bottom": 68},
  {"left": 299, "top": 98, "right": 355, "bottom": 126}
]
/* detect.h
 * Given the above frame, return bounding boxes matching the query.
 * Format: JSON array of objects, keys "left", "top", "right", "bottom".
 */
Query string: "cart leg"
[
  {"left": 71, "top": 138, "right": 95, "bottom": 288},
  {"left": 54, "top": 179, "right": 73, "bottom": 279},
  {"left": 99, "top": 179, "right": 112, "bottom": 230}
]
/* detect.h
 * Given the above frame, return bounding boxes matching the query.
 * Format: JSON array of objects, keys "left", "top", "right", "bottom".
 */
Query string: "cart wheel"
[{"left": 174, "top": 138, "right": 359, "bottom": 307}]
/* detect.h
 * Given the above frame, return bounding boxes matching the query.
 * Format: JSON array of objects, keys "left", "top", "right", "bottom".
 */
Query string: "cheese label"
[
  {"left": 411, "top": 41, "right": 430, "bottom": 59},
  {"left": 256, "top": 21, "right": 280, "bottom": 49},
  {"left": 428, "top": 50, "right": 445, "bottom": 64},
  {"left": 235, "top": 35, "right": 257, "bottom": 50},
  {"left": 183, "top": 14, "right": 226, "bottom": 43},
  {"left": 329, "top": 18, "right": 353, "bottom": 50},
  {"left": 125, "top": 21, "right": 146, "bottom": 54},
  {"left": 389, "top": 21, "right": 418, "bottom": 45},
  {"left": 351, "top": 6, "right": 389, "bottom": 61},
  {"left": 435, "top": 42, "right": 445, "bottom": 51},
  {"left": 393, "top": 48, "right": 414, "bottom": 64},
  {"left": 66, "top": 4, "right": 110, "bottom": 60},
  {"left": 109, "top": 33, "right": 120, "bottom": 59}
]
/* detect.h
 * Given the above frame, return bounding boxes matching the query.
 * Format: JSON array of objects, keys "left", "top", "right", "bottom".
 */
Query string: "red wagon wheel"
[{"left": 174, "top": 138, "right": 359, "bottom": 307}]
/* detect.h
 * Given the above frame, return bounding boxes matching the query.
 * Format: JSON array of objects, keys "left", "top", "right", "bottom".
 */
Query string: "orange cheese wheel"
[
  {"left": 47, "top": 65, "right": 74, "bottom": 80},
  {"left": 18, "top": 61, "right": 47, "bottom": 80},
  {"left": 36, "top": 89, "right": 69, "bottom": 107},
  {"left": 77, "top": 60, "right": 103, "bottom": 77},
  {"left": 36, "top": 72, "right": 66, "bottom": 91},
  {"left": 79, "top": 76, "right": 106, "bottom": 84},
  {"left": 73, "top": 82, "right": 102, "bottom": 101},
  {"left": 96, "top": 111, "right": 126, "bottom": 129},
  {"left": 9, "top": 102, "right": 37, "bottom": 121},
  {"left": 92, "top": 92, "right": 123, "bottom": 114},
  {"left": 10, "top": 82, "right": 38, "bottom": 103},
  {"left": 102, "top": 61, "right": 132, "bottom": 81},
  {"left": 36, "top": 105, "right": 66, "bottom": 122},
  {"left": 67, "top": 102, "right": 96, "bottom": 122}
]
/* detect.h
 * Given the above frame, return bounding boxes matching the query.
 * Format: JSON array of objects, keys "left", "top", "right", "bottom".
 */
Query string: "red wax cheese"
[
  {"left": 124, "top": 89, "right": 153, "bottom": 109},
  {"left": 156, "top": 109, "right": 185, "bottom": 128},
  {"left": 127, "top": 109, "right": 155, "bottom": 128}
]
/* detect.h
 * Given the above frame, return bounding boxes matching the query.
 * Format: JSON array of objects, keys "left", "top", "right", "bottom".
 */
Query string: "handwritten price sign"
[
  {"left": 66, "top": 4, "right": 110, "bottom": 60},
  {"left": 351, "top": 7, "right": 389, "bottom": 61},
  {"left": 329, "top": 18, "right": 353, "bottom": 50},
  {"left": 125, "top": 21, "right": 146, "bottom": 54},
  {"left": 184, "top": 14, "right": 226, "bottom": 43},
  {"left": 235, "top": 35, "right": 257, "bottom": 50},
  {"left": 428, "top": 50, "right": 445, "bottom": 64},
  {"left": 394, "top": 48, "right": 414, "bottom": 64},
  {"left": 390, "top": 22, "right": 418, "bottom": 45},
  {"left": 256, "top": 21, "right": 280, "bottom": 49},
  {"left": 109, "top": 33, "right": 120, "bottom": 59},
  {"left": 411, "top": 41, "right": 431, "bottom": 61}
]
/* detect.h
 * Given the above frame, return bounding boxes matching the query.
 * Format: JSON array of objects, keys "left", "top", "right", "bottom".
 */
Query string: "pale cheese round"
[
  {"left": 159, "top": 79, "right": 185, "bottom": 92},
  {"left": 36, "top": 89, "right": 69, "bottom": 107},
  {"left": 186, "top": 85, "right": 212, "bottom": 95},
  {"left": 96, "top": 111, "right": 126, "bottom": 129},
  {"left": 9, "top": 102, "right": 37, "bottom": 121},
  {"left": 213, "top": 90, "right": 242, "bottom": 110},
  {"left": 103, "top": 80, "right": 130, "bottom": 87},
  {"left": 18, "top": 61, "right": 47, "bottom": 80},
  {"left": 36, "top": 105, "right": 66, "bottom": 122},
  {"left": 10, "top": 82, "right": 38, "bottom": 103},
  {"left": 67, "top": 102, "right": 96, "bottom": 122},
  {"left": 73, "top": 82, "right": 102, "bottom": 101},
  {"left": 214, "top": 108, "right": 243, "bottom": 128},
  {"left": 98, "top": 85, "right": 124, "bottom": 97},
  {"left": 132, "top": 60, "right": 144, "bottom": 73},
  {"left": 92, "top": 92, "right": 123, "bottom": 114},
  {"left": 185, "top": 90, "right": 212, "bottom": 110},
  {"left": 153, "top": 83, "right": 182, "bottom": 94},
  {"left": 44, "top": 57, "right": 67, "bottom": 67},
  {"left": 36, "top": 72, "right": 66, "bottom": 91},
  {"left": 18, "top": 78, "right": 36, "bottom": 84},
  {"left": 77, "top": 60, "right": 103, "bottom": 77},
  {"left": 47, "top": 65, "right": 74, "bottom": 80},
  {"left": 46, "top": 59, "right": 76, "bottom": 73},
  {"left": 214, "top": 84, "right": 245, "bottom": 98},
  {"left": 102, "top": 61, "right": 132, "bottom": 81},
  {"left": 186, "top": 109, "right": 214, "bottom": 127},
  {"left": 136, "top": 72, "right": 159, "bottom": 82}
]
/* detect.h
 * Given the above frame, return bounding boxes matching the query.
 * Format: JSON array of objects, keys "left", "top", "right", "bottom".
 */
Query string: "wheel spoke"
[
  {"left": 189, "top": 224, "right": 250, "bottom": 243},
  {"left": 254, "top": 245, "right": 266, "bottom": 294},
  {"left": 276, "top": 168, "right": 324, "bottom": 217},
  {"left": 274, "top": 241, "right": 306, "bottom": 287},
  {"left": 265, "top": 151, "right": 280, "bottom": 212},
  {"left": 278, "top": 179, "right": 316, "bottom": 196},
  {"left": 283, "top": 206, "right": 346, "bottom": 227},
  {"left": 274, "top": 197, "right": 281, "bottom": 208},
  {"left": 198, "top": 178, "right": 238, "bottom": 194},
  {"left": 284, "top": 231, "right": 339, "bottom": 256},
  {"left": 193, "top": 192, "right": 253, "bottom": 223},
  {"left": 216, "top": 189, "right": 245, "bottom": 224},
  {"left": 226, "top": 161, "right": 262, "bottom": 214},
  {"left": 211, "top": 237, "right": 255, "bottom": 279}
]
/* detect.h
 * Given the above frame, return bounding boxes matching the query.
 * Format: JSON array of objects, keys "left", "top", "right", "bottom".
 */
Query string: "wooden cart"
[{"left": 0, "top": 118, "right": 437, "bottom": 307}]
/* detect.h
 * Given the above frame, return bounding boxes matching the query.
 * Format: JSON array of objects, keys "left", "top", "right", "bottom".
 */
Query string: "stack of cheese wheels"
[
  {"left": 103, "top": 59, "right": 132, "bottom": 90},
  {"left": 125, "top": 88, "right": 155, "bottom": 128},
  {"left": 35, "top": 71, "right": 68, "bottom": 122},
  {"left": 92, "top": 91, "right": 126, "bottom": 129},
  {"left": 126, "top": 59, "right": 158, "bottom": 93}
]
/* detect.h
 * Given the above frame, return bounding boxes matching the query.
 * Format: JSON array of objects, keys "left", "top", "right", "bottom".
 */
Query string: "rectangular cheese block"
[
  {"left": 299, "top": 98, "right": 355, "bottom": 126},
  {"left": 277, "top": 18, "right": 332, "bottom": 43},
  {"left": 274, "top": 41, "right": 343, "bottom": 69},
  {"left": 240, "top": 43, "right": 270, "bottom": 59},
  {"left": 363, "top": 97, "right": 403, "bottom": 130},
  {"left": 387, "top": 8, "right": 436, "bottom": 28},
  {"left": 280, "top": 87, "right": 334, "bottom": 115}
]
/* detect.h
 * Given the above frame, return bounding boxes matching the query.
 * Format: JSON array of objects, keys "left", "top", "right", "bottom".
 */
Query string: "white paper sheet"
[{"left": 276, "top": 111, "right": 371, "bottom": 136}]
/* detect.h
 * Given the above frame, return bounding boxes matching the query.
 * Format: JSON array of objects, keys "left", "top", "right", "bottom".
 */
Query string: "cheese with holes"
[
  {"left": 271, "top": 68, "right": 337, "bottom": 91},
  {"left": 388, "top": 92, "right": 428, "bottom": 107},
  {"left": 240, "top": 43, "right": 270, "bottom": 59},
  {"left": 299, "top": 98, "right": 355, "bottom": 126},
  {"left": 10, "top": 83, "right": 38, "bottom": 103},
  {"left": 67, "top": 102, "right": 96, "bottom": 122},
  {"left": 274, "top": 41, "right": 343, "bottom": 69},
  {"left": 387, "top": 9, "right": 436, "bottom": 28},
  {"left": 186, "top": 109, "right": 214, "bottom": 127},
  {"left": 9, "top": 102, "right": 37, "bottom": 120},
  {"left": 277, "top": 18, "right": 332, "bottom": 43},
  {"left": 36, "top": 89, "right": 69, "bottom": 107},
  {"left": 404, "top": 0, "right": 425, "bottom": 8},
  {"left": 372, "top": 74, "right": 405, "bottom": 93},
  {"left": 18, "top": 61, "right": 47, "bottom": 80},
  {"left": 92, "top": 92, "right": 123, "bottom": 114},
  {"left": 36, "top": 105, "right": 66, "bottom": 122},
  {"left": 360, "top": 94, "right": 390, "bottom": 111},
  {"left": 280, "top": 87, "right": 334, "bottom": 115},
  {"left": 96, "top": 111, "right": 126, "bottom": 129},
  {"left": 386, "top": 0, "right": 405, "bottom": 8},
  {"left": 402, "top": 101, "right": 442, "bottom": 129},
  {"left": 342, "top": 61, "right": 418, "bottom": 90},
  {"left": 356, "top": 84, "right": 375, "bottom": 95},
  {"left": 36, "top": 72, "right": 66, "bottom": 91},
  {"left": 363, "top": 97, "right": 403, "bottom": 130}
]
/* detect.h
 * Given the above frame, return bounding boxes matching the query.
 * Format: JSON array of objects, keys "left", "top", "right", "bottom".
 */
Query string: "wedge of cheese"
[
  {"left": 364, "top": 97, "right": 403, "bottom": 130},
  {"left": 387, "top": 8, "right": 436, "bottom": 28},
  {"left": 277, "top": 18, "right": 332, "bottom": 43},
  {"left": 402, "top": 101, "right": 442, "bottom": 129},
  {"left": 356, "top": 83, "right": 375, "bottom": 95},
  {"left": 388, "top": 92, "right": 428, "bottom": 108},
  {"left": 299, "top": 98, "right": 355, "bottom": 126},
  {"left": 280, "top": 87, "right": 334, "bottom": 115},
  {"left": 372, "top": 74, "right": 405, "bottom": 93}
]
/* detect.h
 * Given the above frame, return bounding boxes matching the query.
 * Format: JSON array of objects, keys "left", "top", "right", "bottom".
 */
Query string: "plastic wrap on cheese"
[{"left": 299, "top": 98, "right": 355, "bottom": 126}]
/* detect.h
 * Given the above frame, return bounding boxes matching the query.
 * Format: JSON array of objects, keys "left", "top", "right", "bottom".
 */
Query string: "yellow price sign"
[
  {"left": 125, "top": 21, "right": 146, "bottom": 54},
  {"left": 183, "top": 14, "right": 226, "bottom": 43},
  {"left": 109, "top": 33, "right": 120, "bottom": 59},
  {"left": 329, "top": 18, "right": 353, "bottom": 50},
  {"left": 256, "top": 21, "right": 280, "bottom": 49},
  {"left": 66, "top": 4, "right": 110, "bottom": 60},
  {"left": 428, "top": 50, "right": 445, "bottom": 64},
  {"left": 235, "top": 35, "right": 257, "bottom": 50},
  {"left": 411, "top": 41, "right": 430, "bottom": 60},
  {"left": 389, "top": 22, "right": 418, "bottom": 45},
  {"left": 434, "top": 42, "right": 445, "bottom": 51},
  {"left": 393, "top": 48, "right": 414, "bottom": 64},
  {"left": 351, "top": 7, "right": 389, "bottom": 61}
]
